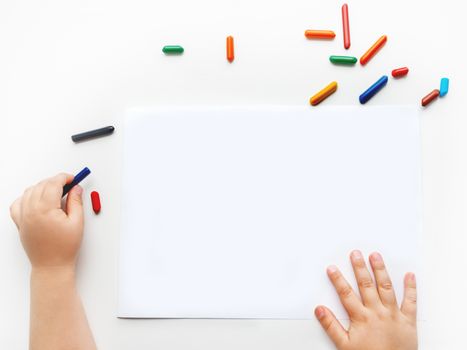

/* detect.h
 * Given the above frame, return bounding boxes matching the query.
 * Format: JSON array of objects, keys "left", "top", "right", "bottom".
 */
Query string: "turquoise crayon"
[{"left": 440, "top": 78, "right": 449, "bottom": 97}]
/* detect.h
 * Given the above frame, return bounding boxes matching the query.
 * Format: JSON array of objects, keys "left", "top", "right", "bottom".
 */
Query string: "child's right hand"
[
  {"left": 315, "top": 250, "right": 417, "bottom": 350},
  {"left": 9, "top": 173, "right": 84, "bottom": 272}
]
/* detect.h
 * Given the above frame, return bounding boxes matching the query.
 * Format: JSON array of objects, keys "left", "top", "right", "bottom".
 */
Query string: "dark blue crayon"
[
  {"left": 359, "top": 75, "right": 388, "bottom": 104},
  {"left": 62, "top": 167, "right": 91, "bottom": 197}
]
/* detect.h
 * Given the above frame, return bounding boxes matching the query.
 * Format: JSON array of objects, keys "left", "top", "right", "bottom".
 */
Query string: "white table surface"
[{"left": 1, "top": 0, "right": 466, "bottom": 348}]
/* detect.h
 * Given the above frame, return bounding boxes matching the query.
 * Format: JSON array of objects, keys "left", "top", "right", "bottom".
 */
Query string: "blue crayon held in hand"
[
  {"left": 62, "top": 167, "right": 91, "bottom": 197},
  {"left": 359, "top": 75, "right": 388, "bottom": 104}
]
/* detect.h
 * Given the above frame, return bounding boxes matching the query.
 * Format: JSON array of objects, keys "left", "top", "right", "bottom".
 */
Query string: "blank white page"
[{"left": 119, "top": 106, "right": 421, "bottom": 319}]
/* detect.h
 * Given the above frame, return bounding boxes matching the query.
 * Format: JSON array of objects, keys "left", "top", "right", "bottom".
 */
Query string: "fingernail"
[
  {"left": 315, "top": 307, "right": 325, "bottom": 319},
  {"left": 371, "top": 252, "right": 382, "bottom": 262},
  {"left": 327, "top": 265, "right": 338, "bottom": 274},
  {"left": 407, "top": 272, "right": 416, "bottom": 282},
  {"left": 351, "top": 250, "right": 363, "bottom": 260}
]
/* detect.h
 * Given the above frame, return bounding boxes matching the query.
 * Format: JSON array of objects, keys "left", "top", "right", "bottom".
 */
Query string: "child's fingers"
[
  {"left": 42, "top": 173, "right": 74, "bottom": 206},
  {"left": 327, "top": 265, "right": 365, "bottom": 320},
  {"left": 350, "top": 250, "right": 380, "bottom": 307},
  {"left": 20, "top": 186, "right": 34, "bottom": 216},
  {"left": 315, "top": 306, "right": 348, "bottom": 348},
  {"left": 65, "top": 185, "right": 84, "bottom": 225},
  {"left": 50, "top": 172, "right": 74, "bottom": 186},
  {"left": 369, "top": 252, "right": 397, "bottom": 308},
  {"left": 401, "top": 272, "right": 417, "bottom": 322},
  {"left": 30, "top": 180, "right": 47, "bottom": 205},
  {"left": 9, "top": 197, "right": 22, "bottom": 228}
]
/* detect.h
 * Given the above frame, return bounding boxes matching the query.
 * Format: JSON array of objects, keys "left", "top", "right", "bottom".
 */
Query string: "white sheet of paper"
[{"left": 118, "top": 106, "right": 421, "bottom": 319}]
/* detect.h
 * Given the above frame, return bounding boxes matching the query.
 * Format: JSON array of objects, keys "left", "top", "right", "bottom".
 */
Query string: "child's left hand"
[
  {"left": 10, "top": 173, "right": 84, "bottom": 271},
  {"left": 10, "top": 173, "right": 96, "bottom": 350}
]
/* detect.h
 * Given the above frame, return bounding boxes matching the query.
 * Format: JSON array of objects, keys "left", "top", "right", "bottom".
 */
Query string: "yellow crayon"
[{"left": 309, "top": 81, "right": 338, "bottom": 106}]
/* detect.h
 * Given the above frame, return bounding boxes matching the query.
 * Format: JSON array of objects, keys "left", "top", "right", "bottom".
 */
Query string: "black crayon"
[{"left": 72, "top": 126, "right": 115, "bottom": 142}]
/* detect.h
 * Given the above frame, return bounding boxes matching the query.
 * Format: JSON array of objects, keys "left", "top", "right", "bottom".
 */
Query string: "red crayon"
[
  {"left": 342, "top": 4, "right": 351, "bottom": 49},
  {"left": 392, "top": 67, "right": 409, "bottom": 78},
  {"left": 421, "top": 89, "right": 440, "bottom": 107},
  {"left": 91, "top": 191, "right": 101, "bottom": 214}
]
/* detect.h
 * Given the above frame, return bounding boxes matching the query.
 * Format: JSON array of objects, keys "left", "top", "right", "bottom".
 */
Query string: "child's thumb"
[{"left": 66, "top": 185, "right": 84, "bottom": 223}]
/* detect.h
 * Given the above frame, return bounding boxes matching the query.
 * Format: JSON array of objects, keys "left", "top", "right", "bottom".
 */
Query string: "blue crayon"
[
  {"left": 359, "top": 75, "right": 389, "bottom": 104},
  {"left": 62, "top": 167, "right": 91, "bottom": 197},
  {"left": 440, "top": 78, "right": 449, "bottom": 97}
]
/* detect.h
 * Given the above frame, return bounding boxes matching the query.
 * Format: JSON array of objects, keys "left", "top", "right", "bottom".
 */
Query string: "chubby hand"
[
  {"left": 10, "top": 173, "right": 84, "bottom": 270},
  {"left": 315, "top": 251, "right": 417, "bottom": 350}
]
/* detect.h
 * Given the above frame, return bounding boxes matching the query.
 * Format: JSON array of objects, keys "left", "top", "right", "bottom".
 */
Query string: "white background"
[{"left": 0, "top": 0, "right": 465, "bottom": 349}]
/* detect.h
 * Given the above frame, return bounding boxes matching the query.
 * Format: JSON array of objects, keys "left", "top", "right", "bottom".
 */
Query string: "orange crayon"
[
  {"left": 226, "top": 36, "right": 234, "bottom": 62},
  {"left": 360, "top": 35, "right": 387, "bottom": 65},
  {"left": 304, "top": 30, "right": 336, "bottom": 39}
]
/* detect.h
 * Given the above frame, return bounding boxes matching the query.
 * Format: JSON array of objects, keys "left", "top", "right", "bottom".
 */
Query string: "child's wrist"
[{"left": 31, "top": 265, "right": 76, "bottom": 284}]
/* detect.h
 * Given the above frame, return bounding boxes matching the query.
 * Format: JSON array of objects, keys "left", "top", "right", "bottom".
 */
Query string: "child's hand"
[
  {"left": 11, "top": 174, "right": 96, "bottom": 349},
  {"left": 10, "top": 173, "right": 84, "bottom": 271},
  {"left": 315, "top": 251, "right": 417, "bottom": 350}
]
